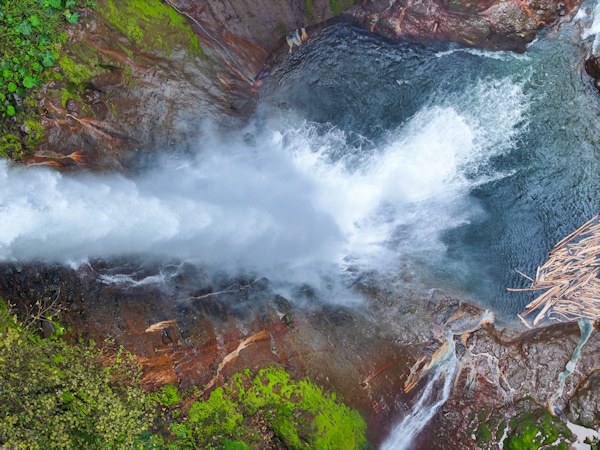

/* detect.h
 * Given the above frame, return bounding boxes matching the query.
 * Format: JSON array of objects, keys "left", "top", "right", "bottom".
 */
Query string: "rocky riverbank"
[
  {"left": 1, "top": 259, "right": 598, "bottom": 448},
  {"left": 3, "top": 0, "right": 600, "bottom": 448},
  {"left": 21, "top": 0, "right": 583, "bottom": 170}
]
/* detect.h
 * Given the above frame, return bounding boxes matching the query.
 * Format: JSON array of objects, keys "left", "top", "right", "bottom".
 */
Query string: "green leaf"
[
  {"left": 7, "top": 82, "right": 17, "bottom": 93},
  {"left": 39, "top": 50, "right": 56, "bottom": 67},
  {"left": 49, "top": 0, "right": 62, "bottom": 8},
  {"left": 6, "top": 105, "right": 15, "bottom": 116},
  {"left": 2, "top": 70, "right": 11, "bottom": 79},
  {"left": 17, "top": 20, "right": 32, "bottom": 36},
  {"left": 28, "top": 15, "right": 41, "bottom": 27},
  {"left": 37, "top": 34, "right": 51, "bottom": 47},
  {"left": 66, "top": 0, "right": 76, "bottom": 7},
  {"left": 22, "top": 76, "right": 35, "bottom": 89},
  {"left": 66, "top": 11, "right": 79, "bottom": 24}
]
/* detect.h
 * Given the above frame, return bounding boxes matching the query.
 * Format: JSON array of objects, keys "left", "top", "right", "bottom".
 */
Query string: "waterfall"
[
  {"left": 548, "top": 320, "right": 594, "bottom": 415},
  {"left": 0, "top": 74, "right": 527, "bottom": 291},
  {"left": 382, "top": 311, "right": 495, "bottom": 449},
  {"left": 381, "top": 331, "right": 458, "bottom": 450}
]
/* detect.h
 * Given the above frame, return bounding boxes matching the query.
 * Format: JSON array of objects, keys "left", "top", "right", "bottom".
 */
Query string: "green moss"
[
  {"left": 0, "top": 134, "right": 24, "bottom": 159},
  {"left": 476, "top": 423, "right": 492, "bottom": 443},
  {"left": 504, "top": 408, "right": 573, "bottom": 450},
  {"left": 97, "top": 0, "right": 202, "bottom": 56},
  {"left": 153, "top": 384, "right": 180, "bottom": 408},
  {"left": 496, "top": 421, "right": 507, "bottom": 442},
  {"left": 60, "top": 85, "right": 83, "bottom": 108},
  {"left": 169, "top": 366, "right": 368, "bottom": 449},
  {"left": 330, "top": 0, "right": 354, "bottom": 15},
  {"left": 305, "top": 0, "right": 315, "bottom": 18},
  {"left": 276, "top": 22, "right": 288, "bottom": 37},
  {"left": 58, "top": 40, "right": 111, "bottom": 84},
  {"left": 23, "top": 119, "right": 44, "bottom": 146}
]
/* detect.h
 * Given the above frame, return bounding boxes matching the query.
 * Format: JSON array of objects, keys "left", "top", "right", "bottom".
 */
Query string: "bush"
[
  {"left": 0, "top": 299, "right": 154, "bottom": 449},
  {"left": 0, "top": 296, "right": 369, "bottom": 449},
  {"left": 0, "top": 0, "right": 92, "bottom": 157}
]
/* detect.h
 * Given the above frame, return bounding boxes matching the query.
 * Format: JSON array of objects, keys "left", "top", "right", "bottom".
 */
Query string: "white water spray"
[
  {"left": 577, "top": 0, "right": 600, "bottom": 52},
  {"left": 0, "top": 77, "right": 526, "bottom": 286}
]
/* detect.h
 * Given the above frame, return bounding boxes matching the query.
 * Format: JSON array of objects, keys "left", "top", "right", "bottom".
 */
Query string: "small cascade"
[
  {"left": 381, "top": 331, "right": 458, "bottom": 450},
  {"left": 382, "top": 310, "right": 495, "bottom": 449},
  {"left": 548, "top": 319, "right": 595, "bottom": 416}
]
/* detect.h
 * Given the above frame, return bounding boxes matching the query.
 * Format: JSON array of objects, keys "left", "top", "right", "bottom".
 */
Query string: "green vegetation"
[
  {"left": 305, "top": 0, "right": 314, "bottom": 18},
  {"left": 330, "top": 0, "right": 354, "bottom": 16},
  {"left": 164, "top": 367, "right": 368, "bottom": 449},
  {"left": 504, "top": 407, "right": 572, "bottom": 450},
  {"left": 0, "top": 297, "right": 368, "bottom": 449},
  {"left": 0, "top": 0, "right": 92, "bottom": 156},
  {"left": 0, "top": 0, "right": 203, "bottom": 160},
  {"left": 0, "top": 299, "right": 154, "bottom": 449},
  {"left": 276, "top": 22, "right": 288, "bottom": 38},
  {"left": 97, "top": 0, "right": 201, "bottom": 56},
  {"left": 0, "top": 133, "right": 23, "bottom": 158},
  {"left": 476, "top": 422, "right": 492, "bottom": 444}
]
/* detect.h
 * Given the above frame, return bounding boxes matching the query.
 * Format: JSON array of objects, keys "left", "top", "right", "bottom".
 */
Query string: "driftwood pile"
[{"left": 510, "top": 214, "right": 600, "bottom": 327}]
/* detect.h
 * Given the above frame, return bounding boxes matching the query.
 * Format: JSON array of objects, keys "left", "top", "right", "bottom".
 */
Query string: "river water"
[
  {"left": 256, "top": 6, "right": 600, "bottom": 318},
  {"left": 0, "top": 3, "right": 599, "bottom": 450},
  {"left": 1, "top": 4, "right": 599, "bottom": 319}
]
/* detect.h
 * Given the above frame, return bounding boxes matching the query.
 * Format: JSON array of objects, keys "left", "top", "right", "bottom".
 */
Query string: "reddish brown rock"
[
  {"left": 346, "top": 0, "right": 578, "bottom": 52},
  {"left": 2, "top": 260, "right": 599, "bottom": 447}
]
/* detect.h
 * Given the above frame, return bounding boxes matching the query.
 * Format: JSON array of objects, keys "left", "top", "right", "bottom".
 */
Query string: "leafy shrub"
[
  {"left": 0, "top": 296, "right": 368, "bottom": 449},
  {"left": 0, "top": 298, "right": 154, "bottom": 449},
  {"left": 0, "top": 0, "right": 92, "bottom": 156}
]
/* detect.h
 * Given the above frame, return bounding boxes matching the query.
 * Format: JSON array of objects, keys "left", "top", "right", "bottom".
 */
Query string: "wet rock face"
[
  {"left": 346, "top": 0, "right": 578, "bottom": 52},
  {"left": 566, "top": 369, "right": 600, "bottom": 427},
  {"left": 166, "top": 0, "right": 355, "bottom": 59},
  {"left": 3, "top": 259, "right": 600, "bottom": 447},
  {"left": 585, "top": 55, "right": 600, "bottom": 91},
  {"left": 418, "top": 321, "right": 600, "bottom": 448},
  {"left": 34, "top": 6, "right": 256, "bottom": 172},
  {"left": 32, "top": 0, "right": 580, "bottom": 168},
  {"left": 0, "top": 259, "right": 500, "bottom": 448}
]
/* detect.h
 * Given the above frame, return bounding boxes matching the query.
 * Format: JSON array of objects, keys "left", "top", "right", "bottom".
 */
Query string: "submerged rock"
[{"left": 585, "top": 54, "right": 600, "bottom": 91}]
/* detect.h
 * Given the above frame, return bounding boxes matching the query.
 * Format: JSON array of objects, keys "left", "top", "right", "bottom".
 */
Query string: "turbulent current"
[{"left": 2, "top": 3, "right": 600, "bottom": 321}]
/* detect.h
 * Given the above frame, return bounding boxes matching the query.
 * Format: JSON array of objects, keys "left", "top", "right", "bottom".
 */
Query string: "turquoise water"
[{"left": 258, "top": 17, "right": 600, "bottom": 318}]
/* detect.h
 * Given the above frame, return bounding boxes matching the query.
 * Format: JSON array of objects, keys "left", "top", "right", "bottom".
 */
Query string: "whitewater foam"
[{"left": 0, "top": 76, "right": 528, "bottom": 287}]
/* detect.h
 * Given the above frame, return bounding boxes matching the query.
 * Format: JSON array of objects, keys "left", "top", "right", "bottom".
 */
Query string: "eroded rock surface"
[
  {"left": 1, "top": 261, "right": 598, "bottom": 448},
  {"left": 26, "top": 0, "right": 583, "bottom": 169},
  {"left": 346, "top": 0, "right": 577, "bottom": 52}
]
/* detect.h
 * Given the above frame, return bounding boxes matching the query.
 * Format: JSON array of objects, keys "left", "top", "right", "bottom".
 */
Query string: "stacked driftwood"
[{"left": 510, "top": 214, "right": 600, "bottom": 327}]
